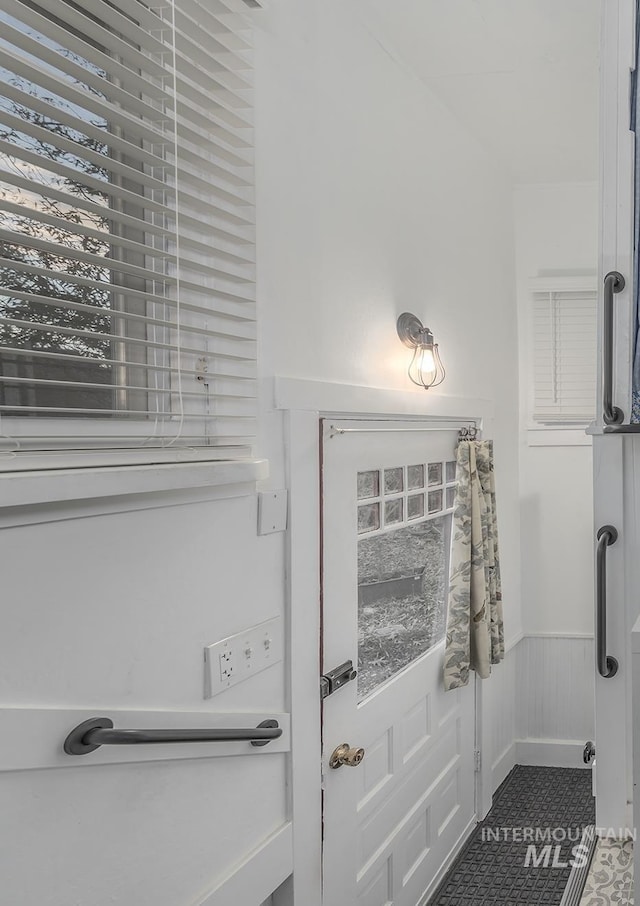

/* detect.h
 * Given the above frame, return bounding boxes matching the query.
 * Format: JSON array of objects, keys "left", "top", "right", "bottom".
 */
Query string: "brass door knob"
[{"left": 329, "top": 742, "right": 365, "bottom": 769}]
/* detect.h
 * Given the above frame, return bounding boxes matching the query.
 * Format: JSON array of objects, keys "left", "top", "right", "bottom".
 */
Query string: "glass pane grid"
[{"left": 357, "top": 461, "right": 451, "bottom": 535}]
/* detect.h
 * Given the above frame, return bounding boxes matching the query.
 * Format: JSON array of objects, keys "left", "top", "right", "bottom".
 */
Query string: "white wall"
[
  {"left": 255, "top": 0, "right": 523, "bottom": 643},
  {"left": 514, "top": 183, "right": 598, "bottom": 635}
]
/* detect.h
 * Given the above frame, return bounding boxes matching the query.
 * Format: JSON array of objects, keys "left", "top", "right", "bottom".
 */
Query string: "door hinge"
[
  {"left": 320, "top": 660, "right": 357, "bottom": 699},
  {"left": 474, "top": 749, "right": 481, "bottom": 773}
]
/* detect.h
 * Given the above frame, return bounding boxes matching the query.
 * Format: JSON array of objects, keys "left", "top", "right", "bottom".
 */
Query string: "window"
[
  {"left": 529, "top": 276, "right": 597, "bottom": 432},
  {"left": 356, "top": 460, "right": 457, "bottom": 699},
  {"left": 0, "top": 0, "right": 256, "bottom": 460}
]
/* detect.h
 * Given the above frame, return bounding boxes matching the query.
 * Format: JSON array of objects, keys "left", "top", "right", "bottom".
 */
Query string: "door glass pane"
[
  {"left": 384, "top": 498, "right": 403, "bottom": 525},
  {"left": 358, "top": 503, "right": 380, "bottom": 533},
  {"left": 407, "top": 464, "right": 425, "bottom": 489},
  {"left": 428, "top": 462, "right": 443, "bottom": 486},
  {"left": 357, "top": 516, "right": 448, "bottom": 700},
  {"left": 446, "top": 460, "right": 457, "bottom": 482},
  {"left": 357, "top": 470, "right": 380, "bottom": 499},
  {"left": 428, "top": 489, "right": 443, "bottom": 513},
  {"left": 384, "top": 467, "right": 404, "bottom": 493},
  {"left": 407, "top": 493, "right": 425, "bottom": 519}
]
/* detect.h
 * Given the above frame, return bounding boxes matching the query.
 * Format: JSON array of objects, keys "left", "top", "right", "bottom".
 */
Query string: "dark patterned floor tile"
[{"left": 427, "top": 765, "right": 595, "bottom": 906}]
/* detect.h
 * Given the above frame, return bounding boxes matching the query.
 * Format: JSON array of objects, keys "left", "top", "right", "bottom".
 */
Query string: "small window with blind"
[
  {"left": 0, "top": 0, "right": 256, "bottom": 464},
  {"left": 529, "top": 275, "right": 597, "bottom": 437}
]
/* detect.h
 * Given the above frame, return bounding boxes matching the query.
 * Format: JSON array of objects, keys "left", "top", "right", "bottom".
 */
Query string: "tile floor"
[{"left": 579, "top": 836, "right": 633, "bottom": 905}]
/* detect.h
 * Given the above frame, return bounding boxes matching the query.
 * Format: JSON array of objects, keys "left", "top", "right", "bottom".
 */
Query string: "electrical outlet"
[
  {"left": 219, "top": 649, "right": 234, "bottom": 681},
  {"left": 204, "top": 617, "right": 282, "bottom": 698},
  {"left": 204, "top": 640, "right": 237, "bottom": 697}
]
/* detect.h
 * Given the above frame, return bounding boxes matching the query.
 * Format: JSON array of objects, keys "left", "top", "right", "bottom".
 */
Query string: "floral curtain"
[{"left": 443, "top": 439, "right": 504, "bottom": 691}]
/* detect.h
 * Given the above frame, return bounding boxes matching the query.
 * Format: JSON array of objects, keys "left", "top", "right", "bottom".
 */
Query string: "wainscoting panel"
[
  {"left": 515, "top": 635, "right": 594, "bottom": 768},
  {"left": 487, "top": 636, "right": 595, "bottom": 795}
]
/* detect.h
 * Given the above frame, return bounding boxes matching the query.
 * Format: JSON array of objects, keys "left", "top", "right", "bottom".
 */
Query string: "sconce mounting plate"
[{"left": 397, "top": 312, "right": 425, "bottom": 348}]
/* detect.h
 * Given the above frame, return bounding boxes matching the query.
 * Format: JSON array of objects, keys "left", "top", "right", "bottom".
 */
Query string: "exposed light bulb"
[{"left": 418, "top": 346, "right": 437, "bottom": 385}]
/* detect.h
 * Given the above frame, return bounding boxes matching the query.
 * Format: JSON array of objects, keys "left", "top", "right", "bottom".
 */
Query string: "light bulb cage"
[{"left": 396, "top": 312, "right": 446, "bottom": 389}]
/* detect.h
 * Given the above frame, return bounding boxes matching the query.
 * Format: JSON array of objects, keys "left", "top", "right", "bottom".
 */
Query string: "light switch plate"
[
  {"left": 204, "top": 616, "right": 283, "bottom": 698},
  {"left": 257, "top": 489, "right": 288, "bottom": 535}
]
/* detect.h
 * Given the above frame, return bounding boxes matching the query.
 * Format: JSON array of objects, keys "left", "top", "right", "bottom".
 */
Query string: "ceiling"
[{"left": 359, "top": 0, "right": 601, "bottom": 184}]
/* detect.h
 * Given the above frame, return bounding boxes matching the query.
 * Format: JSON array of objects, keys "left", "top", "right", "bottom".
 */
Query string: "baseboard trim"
[
  {"left": 492, "top": 742, "right": 517, "bottom": 792},
  {"left": 515, "top": 739, "right": 591, "bottom": 769},
  {"left": 417, "top": 815, "right": 477, "bottom": 906}
]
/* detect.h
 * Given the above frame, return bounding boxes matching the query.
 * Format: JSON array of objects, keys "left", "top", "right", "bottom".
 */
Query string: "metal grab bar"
[
  {"left": 596, "top": 526, "right": 619, "bottom": 679},
  {"left": 603, "top": 271, "right": 625, "bottom": 425},
  {"left": 64, "top": 717, "right": 282, "bottom": 756}
]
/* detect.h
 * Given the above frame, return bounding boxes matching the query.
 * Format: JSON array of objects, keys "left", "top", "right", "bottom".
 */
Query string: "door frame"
[{"left": 277, "top": 376, "right": 497, "bottom": 906}]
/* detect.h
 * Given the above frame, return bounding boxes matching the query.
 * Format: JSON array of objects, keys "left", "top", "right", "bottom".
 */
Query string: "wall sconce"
[{"left": 396, "top": 312, "right": 446, "bottom": 389}]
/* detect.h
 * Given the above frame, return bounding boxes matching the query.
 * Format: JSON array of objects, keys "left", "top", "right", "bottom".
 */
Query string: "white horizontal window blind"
[
  {"left": 0, "top": 0, "right": 256, "bottom": 456},
  {"left": 531, "top": 281, "right": 597, "bottom": 425}
]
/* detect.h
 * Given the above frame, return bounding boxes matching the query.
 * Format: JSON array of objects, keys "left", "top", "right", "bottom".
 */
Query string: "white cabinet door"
[
  {"left": 593, "top": 0, "right": 636, "bottom": 832},
  {"left": 0, "top": 495, "right": 291, "bottom": 906},
  {"left": 321, "top": 420, "right": 476, "bottom": 906},
  {"left": 592, "top": 435, "right": 630, "bottom": 830}
]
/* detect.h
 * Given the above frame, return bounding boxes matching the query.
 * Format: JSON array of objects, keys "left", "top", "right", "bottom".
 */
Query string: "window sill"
[
  {"left": 0, "top": 457, "right": 268, "bottom": 511},
  {"left": 526, "top": 427, "right": 591, "bottom": 447}
]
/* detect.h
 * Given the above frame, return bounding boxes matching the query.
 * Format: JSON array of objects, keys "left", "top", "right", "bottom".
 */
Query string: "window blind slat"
[
  {"left": 0, "top": 289, "right": 256, "bottom": 341},
  {"left": 0, "top": 143, "right": 173, "bottom": 218},
  {"left": 0, "top": 109, "right": 170, "bottom": 199},
  {"left": 0, "top": 404, "right": 256, "bottom": 422},
  {"left": 0, "top": 258, "right": 256, "bottom": 315},
  {"left": 175, "top": 6, "right": 253, "bottom": 56},
  {"left": 0, "top": 316, "right": 256, "bottom": 361},
  {"left": 0, "top": 225, "right": 253, "bottom": 287},
  {"left": 0, "top": 199, "right": 174, "bottom": 265},
  {"left": 0, "top": 374, "right": 256, "bottom": 400},
  {"left": 0, "top": 80, "right": 171, "bottom": 173},
  {"left": 0, "top": 0, "right": 170, "bottom": 102},
  {"left": 97, "top": 0, "right": 173, "bottom": 35},
  {"left": 0, "top": 164, "right": 253, "bottom": 252},
  {"left": 0, "top": 21, "right": 173, "bottom": 125},
  {"left": 177, "top": 132, "right": 251, "bottom": 176},
  {"left": 32, "top": 0, "right": 172, "bottom": 60},
  {"left": 0, "top": 169, "right": 173, "bottom": 245},
  {"left": 8, "top": 0, "right": 170, "bottom": 82},
  {"left": 2, "top": 344, "right": 257, "bottom": 381},
  {"left": 0, "top": 50, "right": 172, "bottom": 146}
]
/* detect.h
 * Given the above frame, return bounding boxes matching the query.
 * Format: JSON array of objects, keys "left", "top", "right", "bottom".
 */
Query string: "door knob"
[{"left": 329, "top": 742, "right": 365, "bottom": 769}]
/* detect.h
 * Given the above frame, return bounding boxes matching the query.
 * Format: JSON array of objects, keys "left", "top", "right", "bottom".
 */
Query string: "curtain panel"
[{"left": 443, "top": 439, "right": 504, "bottom": 691}]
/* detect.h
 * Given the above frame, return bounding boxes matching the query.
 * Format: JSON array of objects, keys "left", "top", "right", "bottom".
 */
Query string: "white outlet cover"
[
  {"left": 257, "top": 489, "right": 288, "bottom": 535},
  {"left": 204, "top": 616, "right": 283, "bottom": 698}
]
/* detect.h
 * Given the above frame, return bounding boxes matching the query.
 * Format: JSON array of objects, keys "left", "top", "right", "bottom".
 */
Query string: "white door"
[{"left": 321, "top": 419, "right": 476, "bottom": 906}]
